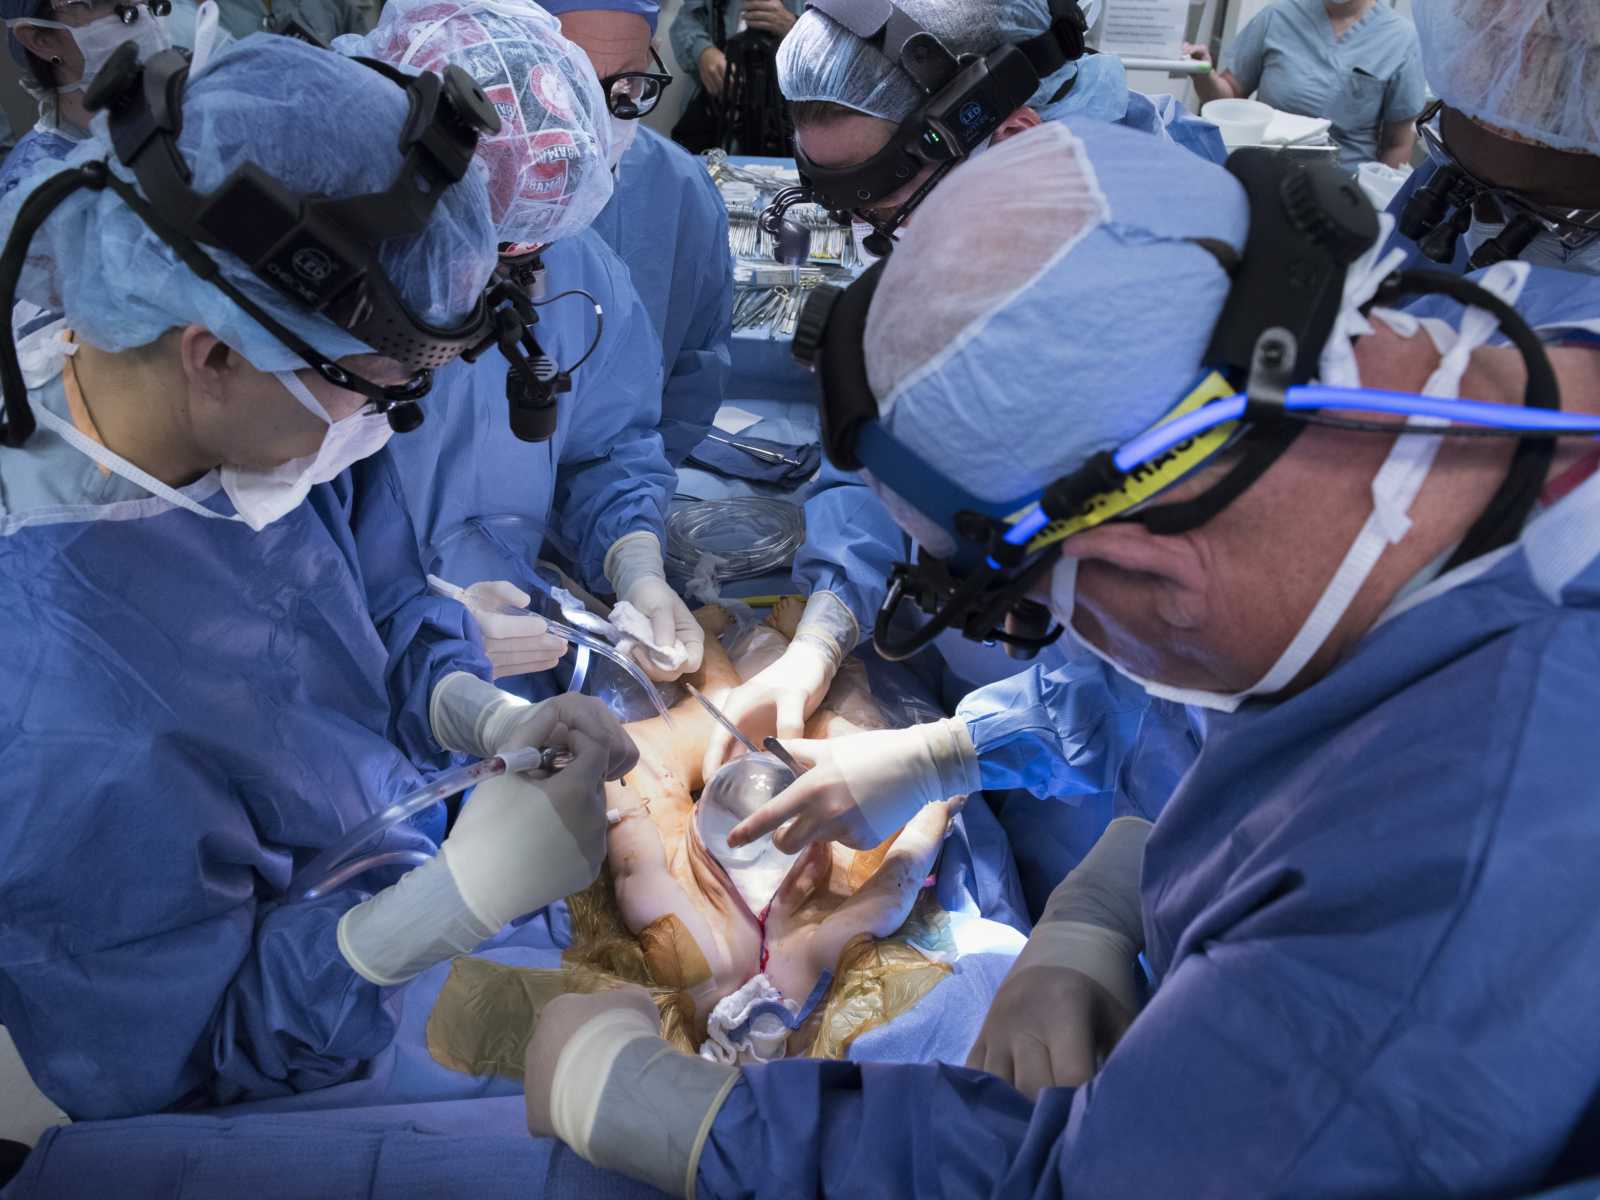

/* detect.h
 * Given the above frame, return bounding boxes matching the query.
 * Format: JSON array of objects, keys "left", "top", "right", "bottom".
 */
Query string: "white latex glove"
[
  {"left": 428, "top": 575, "right": 569, "bottom": 680},
  {"left": 337, "top": 721, "right": 637, "bottom": 986},
  {"left": 727, "top": 719, "right": 979, "bottom": 853},
  {"left": 701, "top": 590, "right": 858, "bottom": 780},
  {"left": 429, "top": 671, "right": 638, "bottom": 768},
  {"left": 604, "top": 531, "right": 704, "bottom": 683},
  {"left": 966, "top": 816, "right": 1149, "bottom": 1096},
  {"left": 526, "top": 986, "right": 738, "bottom": 1197}
]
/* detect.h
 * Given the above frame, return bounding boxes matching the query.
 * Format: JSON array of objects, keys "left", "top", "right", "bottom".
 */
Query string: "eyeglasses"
[
  {"left": 598, "top": 46, "right": 672, "bottom": 119},
  {"left": 49, "top": 0, "right": 168, "bottom": 17}
]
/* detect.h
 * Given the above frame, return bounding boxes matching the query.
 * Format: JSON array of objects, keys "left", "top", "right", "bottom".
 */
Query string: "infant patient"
[
  {"left": 604, "top": 600, "right": 963, "bottom": 1061},
  {"left": 426, "top": 600, "right": 970, "bottom": 1076}
]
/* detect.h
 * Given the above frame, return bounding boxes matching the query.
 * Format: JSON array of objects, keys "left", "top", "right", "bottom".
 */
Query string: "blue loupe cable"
[{"left": 1001, "top": 385, "right": 1600, "bottom": 553}]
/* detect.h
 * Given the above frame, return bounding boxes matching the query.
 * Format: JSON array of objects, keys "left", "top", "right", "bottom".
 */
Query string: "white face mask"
[
  {"left": 14, "top": 6, "right": 172, "bottom": 93},
  {"left": 36, "top": 366, "right": 391, "bottom": 530},
  {"left": 851, "top": 220, "right": 883, "bottom": 268},
  {"left": 1048, "top": 239, "right": 1531, "bottom": 713},
  {"left": 221, "top": 371, "right": 393, "bottom": 531},
  {"left": 608, "top": 114, "right": 638, "bottom": 172}
]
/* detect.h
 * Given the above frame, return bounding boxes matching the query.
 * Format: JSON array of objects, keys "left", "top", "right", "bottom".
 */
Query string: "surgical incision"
[{"left": 427, "top": 599, "right": 965, "bottom": 1076}]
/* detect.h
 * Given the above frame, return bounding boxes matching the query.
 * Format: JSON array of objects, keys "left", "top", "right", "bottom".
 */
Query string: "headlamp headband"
[
  {"left": 792, "top": 146, "right": 1575, "bottom": 662},
  {"left": 789, "top": 0, "right": 1087, "bottom": 217}
]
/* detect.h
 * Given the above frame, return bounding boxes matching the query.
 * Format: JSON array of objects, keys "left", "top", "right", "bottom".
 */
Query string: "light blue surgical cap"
[
  {"left": 862, "top": 120, "right": 1248, "bottom": 506},
  {"left": 536, "top": 0, "right": 659, "bottom": 34},
  {"left": 1413, "top": 0, "right": 1600, "bottom": 158},
  {"left": 777, "top": 0, "right": 1115, "bottom": 125},
  {"left": 2, "top": 33, "right": 500, "bottom": 372}
]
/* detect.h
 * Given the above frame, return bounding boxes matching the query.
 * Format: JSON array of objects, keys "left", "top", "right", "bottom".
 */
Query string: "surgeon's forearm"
[
  {"left": 1380, "top": 122, "right": 1416, "bottom": 169},
  {"left": 1192, "top": 68, "right": 1238, "bottom": 106},
  {"left": 794, "top": 470, "right": 908, "bottom": 645},
  {"left": 552, "top": 435, "right": 673, "bottom": 592}
]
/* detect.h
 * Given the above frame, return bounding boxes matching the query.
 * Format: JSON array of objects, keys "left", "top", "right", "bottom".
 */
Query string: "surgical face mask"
[
  {"left": 220, "top": 371, "right": 394, "bottom": 532},
  {"left": 851, "top": 220, "right": 882, "bottom": 268},
  {"left": 695, "top": 753, "right": 799, "bottom": 912},
  {"left": 1056, "top": 256, "right": 1531, "bottom": 714},
  {"left": 607, "top": 113, "right": 638, "bottom": 172},
  {"left": 15, "top": 5, "right": 172, "bottom": 92},
  {"left": 1465, "top": 217, "right": 1600, "bottom": 277}
]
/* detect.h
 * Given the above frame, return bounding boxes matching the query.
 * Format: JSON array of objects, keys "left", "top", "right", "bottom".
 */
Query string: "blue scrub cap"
[
  {"left": 344, "top": 0, "right": 615, "bottom": 249},
  {"left": 861, "top": 120, "right": 1248, "bottom": 506},
  {"left": 536, "top": 0, "right": 658, "bottom": 35},
  {"left": 1414, "top": 0, "right": 1600, "bottom": 158},
  {"left": 777, "top": 0, "right": 1105, "bottom": 124},
  {"left": 2, "top": 34, "right": 500, "bottom": 372}
]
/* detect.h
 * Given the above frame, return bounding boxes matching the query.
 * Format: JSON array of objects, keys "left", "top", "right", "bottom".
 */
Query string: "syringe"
[{"left": 292, "top": 744, "right": 574, "bottom": 900}]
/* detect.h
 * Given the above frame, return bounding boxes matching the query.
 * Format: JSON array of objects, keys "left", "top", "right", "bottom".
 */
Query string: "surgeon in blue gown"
[
  {"left": 0, "top": 36, "right": 635, "bottom": 1123},
  {"left": 521, "top": 117, "right": 1600, "bottom": 1198},
  {"left": 1383, "top": 0, "right": 1600, "bottom": 280},
  {"left": 539, "top": 0, "right": 735, "bottom": 469},
  {"left": 697, "top": 0, "right": 1220, "bottom": 911},
  {"left": 349, "top": 0, "right": 703, "bottom": 686}
]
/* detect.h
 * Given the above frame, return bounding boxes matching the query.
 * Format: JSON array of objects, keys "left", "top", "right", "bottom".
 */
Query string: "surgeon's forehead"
[{"left": 794, "top": 113, "right": 898, "bottom": 171}]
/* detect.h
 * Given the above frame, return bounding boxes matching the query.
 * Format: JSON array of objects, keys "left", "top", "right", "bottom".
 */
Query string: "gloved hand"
[
  {"left": 338, "top": 719, "right": 637, "bottom": 987},
  {"left": 429, "top": 671, "right": 638, "bottom": 769},
  {"left": 428, "top": 575, "right": 569, "bottom": 680},
  {"left": 526, "top": 985, "right": 739, "bottom": 1197},
  {"left": 727, "top": 719, "right": 979, "bottom": 854},
  {"left": 701, "top": 591, "right": 858, "bottom": 780},
  {"left": 966, "top": 816, "right": 1149, "bottom": 1096},
  {"left": 604, "top": 531, "right": 705, "bottom": 683}
]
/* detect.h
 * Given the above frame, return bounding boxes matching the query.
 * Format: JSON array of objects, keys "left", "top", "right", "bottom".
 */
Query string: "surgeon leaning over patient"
[
  {"left": 521, "top": 108, "right": 1600, "bottom": 1197},
  {"left": 0, "top": 33, "right": 635, "bottom": 1120},
  {"left": 354, "top": 0, "right": 703, "bottom": 687}
]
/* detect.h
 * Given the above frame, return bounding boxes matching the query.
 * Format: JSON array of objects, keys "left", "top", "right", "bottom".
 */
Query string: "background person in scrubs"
[{"left": 1188, "top": 0, "right": 1427, "bottom": 169}]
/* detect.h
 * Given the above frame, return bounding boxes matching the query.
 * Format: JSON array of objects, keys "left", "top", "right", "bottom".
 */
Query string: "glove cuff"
[
  {"left": 793, "top": 590, "right": 859, "bottom": 672},
  {"left": 337, "top": 854, "right": 497, "bottom": 987},
  {"left": 1039, "top": 815, "right": 1150, "bottom": 949},
  {"left": 553, "top": 1012, "right": 740, "bottom": 1198},
  {"left": 926, "top": 716, "right": 982, "bottom": 802},
  {"left": 429, "top": 671, "right": 532, "bottom": 758},
  {"left": 604, "top": 531, "right": 666, "bottom": 598},
  {"left": 1013, "top": 922, "right": 1140, "bottom": 1016}
]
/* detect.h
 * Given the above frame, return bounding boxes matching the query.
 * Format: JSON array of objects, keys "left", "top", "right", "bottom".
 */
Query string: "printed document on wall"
[{"left": 1098, "top": 0, "right": 1188, "bottom": 59}]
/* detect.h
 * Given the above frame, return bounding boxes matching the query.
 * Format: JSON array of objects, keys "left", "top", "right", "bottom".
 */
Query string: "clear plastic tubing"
[
  {"left": 292, "top": 745, "right": 557, "bottom": 901},
  {"left": 543, "top": 614, "right": 675, "bottom": 729}
]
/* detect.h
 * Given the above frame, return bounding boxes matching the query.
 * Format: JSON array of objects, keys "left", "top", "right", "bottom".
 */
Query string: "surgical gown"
[
  {"left": 0, "top": 126, "right": 82, "bottom": 199},
  {"left": 589, "top": 126, "right": 733, "bottom": 468},
  {"left": 691, "top": 299, "right": 1600, "bottom": 1199},
  {"left": 385, "top": 229, "right": 675, "bottom": 593},
  {"left": 0, "top": 377, "right": 495, "bottom": 1120}
]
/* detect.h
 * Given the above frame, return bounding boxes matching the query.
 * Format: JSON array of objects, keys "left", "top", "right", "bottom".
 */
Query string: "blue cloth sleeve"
[
  {"left": 342, "top": 454, "right": 493, "bottom": 768},
  {"left": 956, "top": 656, "right": 1162, "bottom": 798},
  {"left": 669, "top": 0, "right": 717, "bottom": 76},
  {"left": 0, "top": 730, "right": 397, "bottom": 1118},
  {"left": 657, "top": 191, "right": 733, "bottom": 469},
  {"left": 792, "top": 464, "right": 907, "bottom": 643},
  {"left": 1220, "top": 7, "right": 1269, "bottom": 95},
  {"left": 1383, "top": 39, "right": 1428, "bottom": 124},
  {"left": 547, "top": 256, "right": 675, "bottom": 591}
]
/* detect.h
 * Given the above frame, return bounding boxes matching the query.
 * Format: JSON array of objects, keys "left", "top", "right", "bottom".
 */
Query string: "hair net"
[
  {"left": 1413, "top": 0, "right": 1600, "bottom": 157},
  {"left": 350, "top": 0, "right": 615, "bottom": 247},
  {"left": 2, "top": 34, "right": 498, "bottom": 372},
  {"left": 535, "top": 0, "right": 658, "bottom": 35},
  {"left": 778, "top": 0, "right": 1097, "bottom": 124},
  {"left": 862, "top": 121, "right": 1247, "bottom": 506}
]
